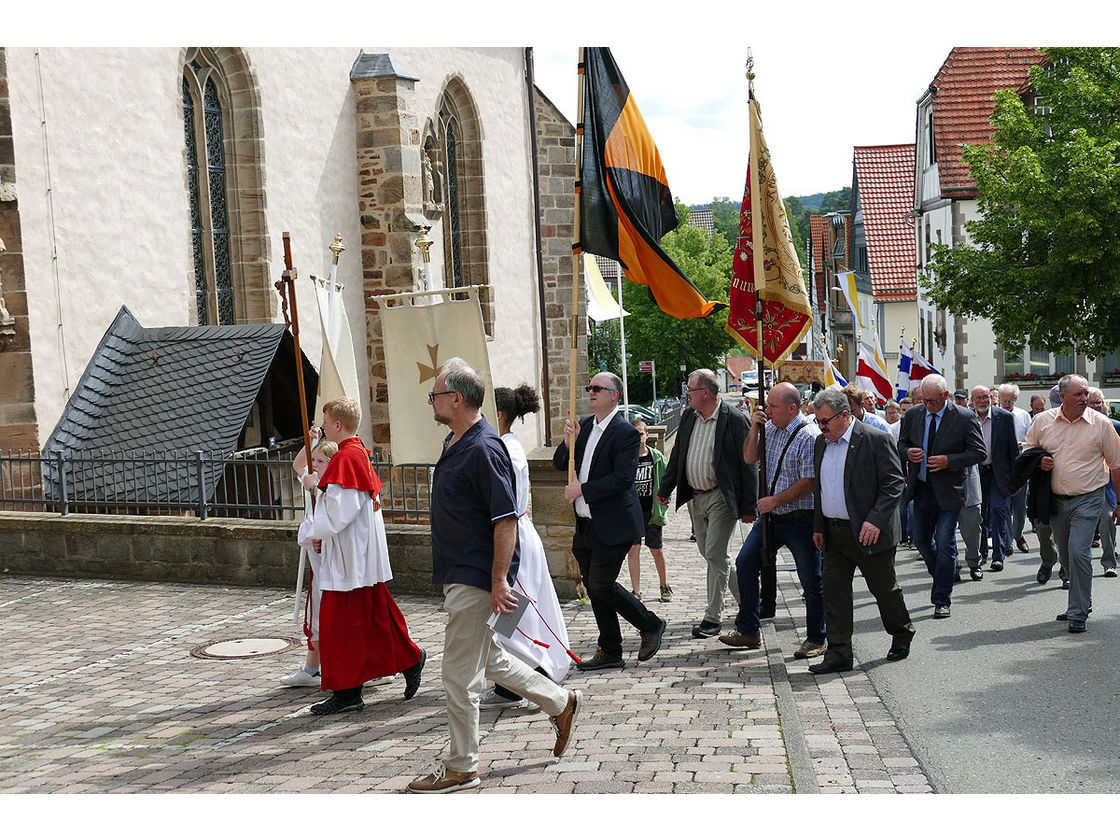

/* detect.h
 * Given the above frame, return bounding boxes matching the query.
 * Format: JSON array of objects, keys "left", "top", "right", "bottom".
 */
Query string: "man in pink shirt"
[{"left": 1025, "top": 375, "right": 1120, "bottom": 632}]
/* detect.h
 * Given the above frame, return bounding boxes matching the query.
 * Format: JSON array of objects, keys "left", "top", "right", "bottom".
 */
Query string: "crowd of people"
[{"left": 272, "top": 360, "right": 1120, "bottom": 793}]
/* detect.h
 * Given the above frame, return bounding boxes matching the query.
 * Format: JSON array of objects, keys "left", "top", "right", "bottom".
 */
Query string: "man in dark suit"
[
  {"left": 897, "top": 374, "right": 986, "bottom": 618},
  {"left": 971, "top": 385, "right": 1019, "bottom": 572},
  {"left": 658, "top": 368, "right": 757, "bottom": 639},
  {"left": 808, "top": 388, "right": 914, "bottom": 674},
  {"left": 553, "top": 371, "right": 666, "bottom": 671}
]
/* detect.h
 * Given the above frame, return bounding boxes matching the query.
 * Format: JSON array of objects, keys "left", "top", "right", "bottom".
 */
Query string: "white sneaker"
[
  {"left": 280, "top": 668, "right": 321, "bottom": 688},
  {"left": 368, "top": 675, "right": 396, "bottom": 687},
  {"left": 479, "top": 687, "right": 524, "bottom": 710}
]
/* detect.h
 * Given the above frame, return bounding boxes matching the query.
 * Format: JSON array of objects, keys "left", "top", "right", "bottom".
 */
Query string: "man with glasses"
[
  {"left": 897, "top": 374, "right": 985, "bottom": 618},
  {"left": 808, "top": 388, "right": 913, "bottom": 674},
  {"left": 1026, "top": 375, "right": 1120, "bottom": 632},
  {"left": 553, "top": 371, "right": 666, "bottom": 670},
  {"left": 657, "top": 369, "right": 757, "bottom": 639},
  {"left": 723, "top": 382, "right": 826, "bottom": 661},
  {"left": 410, "top": 358, "right": 581, "bottom": 793}
]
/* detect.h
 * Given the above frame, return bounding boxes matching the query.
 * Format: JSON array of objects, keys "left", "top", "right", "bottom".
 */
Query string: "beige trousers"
[{"left": 441, "top": 583, "right": 569, "bottom": 774}]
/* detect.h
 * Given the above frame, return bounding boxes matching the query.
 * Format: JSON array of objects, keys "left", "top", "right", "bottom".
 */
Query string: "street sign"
[{"left": 638, "top": 360, "right": 653, "bottom": 372}]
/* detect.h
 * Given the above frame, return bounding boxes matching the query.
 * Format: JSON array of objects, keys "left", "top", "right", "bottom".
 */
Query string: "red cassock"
[
  {"left": 319, "top": 585, "right": 421, "bottom": 690},
  {"left": 311, "top": 437, "right": 421, "bottom": 690}
]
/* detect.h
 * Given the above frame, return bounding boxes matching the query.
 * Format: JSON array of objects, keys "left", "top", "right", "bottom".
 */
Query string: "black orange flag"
[{"left": 578, "top": 47, "right": 726, "bottom": 320}]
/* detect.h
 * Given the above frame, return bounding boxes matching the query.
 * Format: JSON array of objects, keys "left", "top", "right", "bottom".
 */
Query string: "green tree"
[
  {"left": 818, "top": 187, "right": 851, "bottom": 214},
  {"left": 614, "top": 203, "right": 737, "bottom": 404},
  {"left": 708, "top": 196, "right": 739, "bottom": 251},
  {"left": 926, "top": 48, "right": 1120, "bottom": 356},
  {"left": 587, "top": 317, "right": 621, "bottom": 376},
  {"left": 784, "top": 197, "right": 808, "bottom": 269}
]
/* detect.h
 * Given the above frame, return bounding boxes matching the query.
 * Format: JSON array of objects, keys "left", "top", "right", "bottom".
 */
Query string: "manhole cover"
[{"left": 191, "top": 637, "right": 300, "bottom": 660}]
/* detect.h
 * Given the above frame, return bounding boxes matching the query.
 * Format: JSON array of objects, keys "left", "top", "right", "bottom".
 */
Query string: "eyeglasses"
[
  {"left": 586, "top": 385, "right": 618, "bottom": 393},
  {"left": 427, "top": 390, "right": 457, "bottom": 402},
  {"left": 920, "top": 397, "right": 944, "bottom": 405},
  {"left": 815, "top": 410, "right": 847, "bottom": 428}
]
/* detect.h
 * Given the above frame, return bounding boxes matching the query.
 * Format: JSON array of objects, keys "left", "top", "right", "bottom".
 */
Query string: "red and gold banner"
[{"left": 726, "top": 98, "right": 812, "bottom": 364}]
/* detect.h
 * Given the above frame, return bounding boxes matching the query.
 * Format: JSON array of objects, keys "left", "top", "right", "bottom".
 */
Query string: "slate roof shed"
[{"left": 42, "top": 307, "right": 317, "bottom": 511}]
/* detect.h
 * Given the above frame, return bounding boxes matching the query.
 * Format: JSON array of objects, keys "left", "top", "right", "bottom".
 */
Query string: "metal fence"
[
  {"left": 658, "top": 403, "right": 683, "bottom": 437},
  {"left": 0, "top": 448, "right": 436, "bottom": 523}
]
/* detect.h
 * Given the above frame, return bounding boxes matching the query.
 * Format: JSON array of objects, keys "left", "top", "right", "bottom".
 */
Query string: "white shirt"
[
  {"left": 819, "top": 422, "right": 855, "bottom": 520},
  {"left": 575, "top": 407, "right": 619, "bottom": 518},
  {"left": 299, "top": 485, "right": 392, "bottom": 591},
  {"left": 978, "top": 411, "right": 993, "bottom": 466},
  {"left": 888, "top": 419, "right": 901, "bottom": 440},
  {"left": 1010, "top": 405, "right": 1031, "bottom": 444},
  {"left": 860, "top": 411, "right": 891, "bottom": 433}
]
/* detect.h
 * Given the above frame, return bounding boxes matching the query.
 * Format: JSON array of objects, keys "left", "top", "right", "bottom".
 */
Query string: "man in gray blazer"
[
  {"left": 808, "top": 388, "right": 914, "bottom": 674},
  {"left": 897, "top": 374, "right": 986, "bottom": 618}
]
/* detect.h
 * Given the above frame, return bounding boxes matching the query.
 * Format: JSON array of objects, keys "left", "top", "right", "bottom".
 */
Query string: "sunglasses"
[
  {"left": 815, "top": 409, "right": 847, "bottom": 428},
  {"left": 586, "top": 385, "right": 618, "bottom": 393}
]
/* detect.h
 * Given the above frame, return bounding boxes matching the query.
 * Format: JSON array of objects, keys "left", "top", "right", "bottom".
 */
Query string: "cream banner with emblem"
[{"left": 379, "top": 287, "right": 496, "bottom": 464}]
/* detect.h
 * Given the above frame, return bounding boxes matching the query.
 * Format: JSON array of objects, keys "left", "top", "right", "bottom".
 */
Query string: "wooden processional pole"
[
  {"left": 566, "top": 47, "right": 588, "bottom": 485},
  {"left": 276, "top": 232, "right": 314, "bottom": 472}
]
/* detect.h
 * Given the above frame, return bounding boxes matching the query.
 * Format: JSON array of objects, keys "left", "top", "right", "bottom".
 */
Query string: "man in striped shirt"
[{"left": 722, "top": 382, "right": 827, "bottom": 659}]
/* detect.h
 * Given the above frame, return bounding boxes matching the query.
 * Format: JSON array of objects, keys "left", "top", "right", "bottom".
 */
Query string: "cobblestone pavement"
[{"left": 0, "top": 503, "right": 932, "bottom": 795}]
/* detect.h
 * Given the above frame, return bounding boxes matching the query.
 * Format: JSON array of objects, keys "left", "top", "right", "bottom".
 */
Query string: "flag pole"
[
  {"left": 567, "top": 48, "right": 588, "bottom": 485},
  {"left": 617, "top": 272, "right": 630, "bottom": 408},
  {"left": 747, "top": 51, "right": 773, "bottom": 572}
]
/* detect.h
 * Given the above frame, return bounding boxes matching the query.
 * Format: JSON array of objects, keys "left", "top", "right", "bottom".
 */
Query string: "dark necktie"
[{"left": 922, "top": 412, "right": 938, "bottom": 481}]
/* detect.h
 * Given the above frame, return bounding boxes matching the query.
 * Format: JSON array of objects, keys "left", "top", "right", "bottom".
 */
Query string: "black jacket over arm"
[{"left": 1010, "top": 446, "right": 1053, "bottom": 525}]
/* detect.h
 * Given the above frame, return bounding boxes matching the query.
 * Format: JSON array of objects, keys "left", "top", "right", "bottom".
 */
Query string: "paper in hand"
[{"left": 486, "top": 593, "right": 529, "bottom": 639}]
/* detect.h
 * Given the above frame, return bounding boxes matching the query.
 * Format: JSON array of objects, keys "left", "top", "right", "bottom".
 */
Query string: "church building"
[{"left": 0, "top": 47, "right": 584, "bottom": 455}]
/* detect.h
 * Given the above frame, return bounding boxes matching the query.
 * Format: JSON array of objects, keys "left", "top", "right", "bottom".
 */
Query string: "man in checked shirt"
[{"left": 722, "top": 382, "right": 827, "bottom": 659}]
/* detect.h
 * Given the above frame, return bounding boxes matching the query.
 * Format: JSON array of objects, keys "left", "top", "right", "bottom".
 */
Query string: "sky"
[
  {"left": 530, "top": 41, "right": 952, "bottom": 203},
  {"left": 11, "top": 0, "right": 1110, "bottom": 207}
]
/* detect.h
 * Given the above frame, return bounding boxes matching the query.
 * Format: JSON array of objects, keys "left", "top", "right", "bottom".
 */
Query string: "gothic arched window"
[
  {"left": 434, "top": 78, "right": 491, "bottom": 333},
  {"left": 181, "top": 48, "right": 271, "bottom": 325}
]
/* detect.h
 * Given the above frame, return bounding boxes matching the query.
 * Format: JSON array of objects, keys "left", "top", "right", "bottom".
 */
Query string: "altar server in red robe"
[{"left": 306, "top": 397, "right": 426, "bottom": 714}]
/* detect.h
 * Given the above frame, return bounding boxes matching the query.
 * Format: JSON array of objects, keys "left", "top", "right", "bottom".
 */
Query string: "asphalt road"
[{"left": 849, "top": 535, "right": 1120, "bottom": 793}]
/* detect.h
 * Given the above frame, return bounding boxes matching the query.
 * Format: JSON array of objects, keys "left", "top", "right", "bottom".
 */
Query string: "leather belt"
[
  {"left": 825, "top": 517, "right": 850, "bottom": 528},
  {"left": 770, "top": 510, "right": 811, "bottom": 522}
]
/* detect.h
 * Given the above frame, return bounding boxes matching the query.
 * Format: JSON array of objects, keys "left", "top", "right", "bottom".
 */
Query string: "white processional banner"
[
  {"left": 379, "top": 287, "right": 496, "bottom": 464},
  {"left": 312, "top": 275, "right": 361, "bottom": 422}
]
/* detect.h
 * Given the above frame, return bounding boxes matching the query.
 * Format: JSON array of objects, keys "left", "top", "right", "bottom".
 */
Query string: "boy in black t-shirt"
[{"left": 626, "top": 418, "right": 672, "bottom": 602}]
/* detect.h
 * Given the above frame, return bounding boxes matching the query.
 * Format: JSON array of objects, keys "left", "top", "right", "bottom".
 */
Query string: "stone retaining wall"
[{"left": 0, "top": 512, "right": 443, "bottom": 595}]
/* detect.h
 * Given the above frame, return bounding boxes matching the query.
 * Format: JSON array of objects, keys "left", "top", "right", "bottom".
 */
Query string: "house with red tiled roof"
[
  {"left": 808, "top": 212, "right": 868, "bottom": 382},
  {"left": 915, "top": 47, "right": 1044, "bottom": 390},
  {"left": 852, "top": 143, "right": 917, "bottom": 391}
]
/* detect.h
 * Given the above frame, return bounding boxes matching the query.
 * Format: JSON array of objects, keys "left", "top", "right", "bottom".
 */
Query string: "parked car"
[
  {"left": 1107, "top": 399, "right": 1120, "bottom": 422},
  {"left": 621, "top": 404, "right": 660, "bottom": 423}
]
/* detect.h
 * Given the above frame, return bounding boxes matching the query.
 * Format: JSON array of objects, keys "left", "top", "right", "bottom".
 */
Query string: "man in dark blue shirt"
[{"left": 408, "top": 358, "right": 581, "bottom": 795}]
